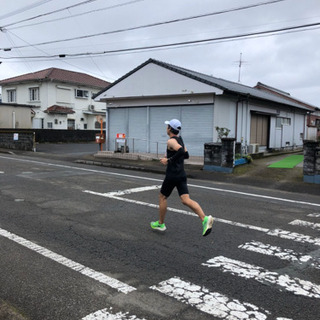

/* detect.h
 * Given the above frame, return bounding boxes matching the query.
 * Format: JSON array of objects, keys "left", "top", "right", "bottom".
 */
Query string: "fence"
[{"left": 111, "top": 137, "right": 168, "bottom": 158}]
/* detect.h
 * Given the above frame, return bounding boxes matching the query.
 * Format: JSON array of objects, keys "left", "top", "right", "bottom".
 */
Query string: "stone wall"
[
  {"left": 203, "top": 138, "right": 236, "bottom": 173},
  {"left": 0, "top": 131, "right": 35, "bottom": 151},
  {"left": 303, "top": 140, "right": 320, "bottom": 184}
]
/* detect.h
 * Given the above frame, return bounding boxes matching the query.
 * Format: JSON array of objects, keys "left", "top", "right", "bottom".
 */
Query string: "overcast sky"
[{"left": 0, "top": 0, "right": 319, "bottom": 107}]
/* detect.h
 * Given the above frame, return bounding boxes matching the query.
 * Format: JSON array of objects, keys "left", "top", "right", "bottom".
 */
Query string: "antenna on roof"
[{"left": 234, "top": 53, "right": 248, "bottom": 83}]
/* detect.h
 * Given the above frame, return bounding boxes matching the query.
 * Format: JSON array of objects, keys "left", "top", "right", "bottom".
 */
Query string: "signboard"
[
  {"left": 13, "top": 133, "right": 19, "bottom": 141},
  {"left": 116, "top": 133, "right": 126, "bottom": 143}
]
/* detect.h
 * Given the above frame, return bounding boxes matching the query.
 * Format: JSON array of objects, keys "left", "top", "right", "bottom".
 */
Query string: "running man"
[{"left": 151, "top": 119, "right": 214, "bottom": 236}]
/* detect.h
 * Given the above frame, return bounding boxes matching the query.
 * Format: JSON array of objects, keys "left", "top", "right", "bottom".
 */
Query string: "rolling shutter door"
[
  {"left": 108, "top": 108, "right": 127, "bottom": 151},
  {"left": 149, "top": 106, "right": 180, "bottom": 154},
  {"left": 181, "top": 106, "right": 213, "bottom": 155},
  {"left": 128, "top": 108, "right": 148, "bottom": 153}
]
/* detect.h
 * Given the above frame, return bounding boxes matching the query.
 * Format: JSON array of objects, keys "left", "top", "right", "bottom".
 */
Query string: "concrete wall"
[{"left": 0, "top": 105, "right": 33, "bottom": 128}]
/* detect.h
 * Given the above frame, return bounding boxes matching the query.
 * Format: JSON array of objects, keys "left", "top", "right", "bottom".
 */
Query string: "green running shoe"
[
  {"left": 151, "top": 220, "right": 166, "bottom": 231},
  {"left": 202, "top": 215, "right": 214, "bottom": 236}
]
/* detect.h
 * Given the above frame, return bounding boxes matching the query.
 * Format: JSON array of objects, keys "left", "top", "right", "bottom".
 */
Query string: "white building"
[
  {"left": 94, "top": 58, "right": 317, "bottom": 156},
  {"left": 0, "top": 68, "right": 110, "bottom": 130}
]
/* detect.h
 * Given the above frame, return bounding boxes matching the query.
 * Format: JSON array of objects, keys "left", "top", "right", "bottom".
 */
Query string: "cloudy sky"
[{"left": 0, "top": 0, "right": 319, "bottom": 106}]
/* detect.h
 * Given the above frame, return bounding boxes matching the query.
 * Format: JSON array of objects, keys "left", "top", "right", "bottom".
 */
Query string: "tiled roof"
[
  {"left": 44, "top": 105, "right": 75, "bottom": 114},
  {"left": 254, "top": 82, "right": 316, "bottom": 110},
  {"left": 95, "top": 58, "right": 316, "bottom": 111},
  {"left": 0, "top": 68, "right": 110, "bottom": 89}
]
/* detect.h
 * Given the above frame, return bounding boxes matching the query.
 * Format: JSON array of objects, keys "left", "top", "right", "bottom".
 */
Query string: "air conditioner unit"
[
  {"left": 248, "top": 144, "right": 259, "bottom": 154},
  {"left": 88, "top": 105, "right": 95, "bottom": 111}
]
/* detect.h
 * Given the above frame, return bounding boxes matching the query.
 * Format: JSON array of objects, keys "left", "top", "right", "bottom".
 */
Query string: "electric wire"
[
  {"left": 1, "top": 0, "right": 100, "bottom": 29},
  {"left": 7, "top": 0, "right": 145, "bottom": 31},
  {"left": 0, "top": 0, "right": 55, "bottom": 21},
  {"left": 1, "top": 22, "right": 318, "bottom": 61},
  {"left": 1, "top": 0, "right": 289, "bottom": 49}
]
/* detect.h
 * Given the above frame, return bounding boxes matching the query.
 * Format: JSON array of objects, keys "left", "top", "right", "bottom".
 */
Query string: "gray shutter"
[
  {"left": 109, "top": 108, "right": 127, "bottom": 151},
  {"left": 181, "top": 105, "right": 213, "bottom": 156},
  {"left": 128, "top": 108, "right": 148, "bottom": 153},
  {"left": 149, "top": 106, "right": 180, "bottom": 154}
]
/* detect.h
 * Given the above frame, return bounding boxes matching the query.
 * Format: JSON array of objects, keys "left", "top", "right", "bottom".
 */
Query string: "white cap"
[{"left": 165, "top": 119, "right": 181, "bottom": 131}]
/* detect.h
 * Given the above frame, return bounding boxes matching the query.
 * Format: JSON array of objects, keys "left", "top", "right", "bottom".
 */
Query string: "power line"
[
  {"left": 1, "top": 0, "right": 100, "bottom": 29},
  {"left": 1, "top": 0, "right": 289, "bottom": 49},
  {"left": 7, "top": 0, "right": 145, "bottom": 31},
  {"left": 1, "top": 22, "right": 319, "bottom": 60},
  {"left": 0, "top": 0, "right": 55, "bottom": 21}
]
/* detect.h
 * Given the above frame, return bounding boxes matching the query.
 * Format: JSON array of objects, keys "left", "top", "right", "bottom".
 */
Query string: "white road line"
[
  {"left": 0, "top": 227, "right": 136, "bottom": 294},
  {"left": 238, "top": 241, "right": 313, "bottom": 264},
  {"left": 84, "top": 190, "right": 320, "bottom": 246},
  {"left": 308, "top": 213, "right": 320, "bottom": 218},
  {"left": 1, "top": 155, "right": 320, "bottom": 208},
  {"left": 82, "top": 308, "right": 146, "bottom": 320},
  {"left": 267, "top": 229, "right": 320, "bottom": 246},
  {"left": 100, "top": 185, "right": 161, "bottom": 197},
  {"left": 188, "top": 183, "right": 320, "bottom": 208},
  {"left": 289, "top": 219, "right": 320, "bottom": 231},
  {"left": 150, "top": 276, "right": 271, "bottom": 319},
  {"left": 203, "top": 256, "right": 320, "bottom": 299}
]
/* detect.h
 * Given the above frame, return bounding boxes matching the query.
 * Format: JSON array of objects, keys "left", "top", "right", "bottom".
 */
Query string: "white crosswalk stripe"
[
  {"left": 150, "top": 276, "right": 271, "bottom": 319},
  {"left": 82, "top": 307, "right": 147, "bottom": 320},
  {"left": 307, "top": 213, "right": 320, "bottom": 218},
  {"left": 239, "top": 241, "right": 320, "bottom": 270},
  {"left": 202, "top": 256, "right": 320, "bottom": 299},
  {"left": 289, "top": 219, "right": 320, "bottom": 231}
]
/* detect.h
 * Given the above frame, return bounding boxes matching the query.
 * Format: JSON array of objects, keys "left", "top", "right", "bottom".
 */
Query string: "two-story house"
[{"left": 0, "top": 68, "right": 110, "bottom": 130}]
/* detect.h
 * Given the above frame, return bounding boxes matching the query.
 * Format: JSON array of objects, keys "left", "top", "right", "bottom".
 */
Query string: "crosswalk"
[{"left": 82, "top": 186, "right": 320, "bottom": 320}]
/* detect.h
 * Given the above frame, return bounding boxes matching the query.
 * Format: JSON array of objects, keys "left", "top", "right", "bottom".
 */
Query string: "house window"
[
  {"left": 54, "top": 119, "right": 58, "bottom": 125},
  {"left": 47, "top": 122, "right": 53, "bottom": 129},
  {"left": 7, "top": 89, "right": 16, "bottom": 102},
  {"left": 75, "top": 89, "right": 89, "bottom": 98},
  {"left": 29, "top": 87, "right": 40, "bottom": 101},
  {"left": 276, "top": 117, "right": 291, "bottom": 128}
]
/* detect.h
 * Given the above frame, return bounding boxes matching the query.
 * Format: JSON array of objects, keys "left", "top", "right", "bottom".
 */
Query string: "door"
[{"left": 250, "top": 113, "right": 269, "bottom": 146}]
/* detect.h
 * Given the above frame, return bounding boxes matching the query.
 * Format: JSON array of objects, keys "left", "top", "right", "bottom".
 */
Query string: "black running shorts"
[{"left": 160, "top": 176, "right": 189, "bottom": 197}]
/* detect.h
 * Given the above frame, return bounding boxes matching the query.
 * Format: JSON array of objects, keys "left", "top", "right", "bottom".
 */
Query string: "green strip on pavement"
[{"left": 268, "top": 155, "right": 304, "bottom": 168}]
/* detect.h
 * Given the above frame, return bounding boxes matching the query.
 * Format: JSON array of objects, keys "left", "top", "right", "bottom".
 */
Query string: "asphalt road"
[{"left": 0, "top": 147, "right": 319, "bottom": 320}]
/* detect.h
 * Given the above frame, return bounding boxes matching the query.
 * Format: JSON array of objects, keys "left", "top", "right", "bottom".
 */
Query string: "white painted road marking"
[
  {"left": 1, "top": 155, "right": 320, "bottom": 207},
  {"left": 239, "top": 241, "right": 312, "bottom": 263},
  {"left": 308, "top": 213, "right": 320, "bottom": 218},
  {"left": 150, "top": 276, "right": 271, "bottom": 319},
  {"left": 0, "top": 227, "right": 136, "bottom": 294},
  {"left": 267, "top": 229, "right": 320, "bottom": 246},
  {"left": 103, "top": 185, "right": 161, "bottom": 197},
  {"left": 239, "top": 241, "right": 320, "bottom": 270},
  {"left": 84, "top": 189, "right": 320, "bottom": 246},
  {"left": 203, "top": 256, "right": 320, "bottom": 299},
  {"left": 289, "top": 219, "right": 320, "bottom": 231},
  {"left": 82, "top": 307, "right": 146, "bottom": 320}
]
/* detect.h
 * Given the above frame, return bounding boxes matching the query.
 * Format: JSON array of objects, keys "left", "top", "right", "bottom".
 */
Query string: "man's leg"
[
  {"left": 180, "top": 194, "right": 205, "bottom": 221},
  {"left": 180, "top": 194, "right": 213, "bottom": 236},
  {"left": 159, "top": 193, "right": 167, "bottom": 224},
  {"left": 151, "top": 192, "right": 167, "bottom": 231}
]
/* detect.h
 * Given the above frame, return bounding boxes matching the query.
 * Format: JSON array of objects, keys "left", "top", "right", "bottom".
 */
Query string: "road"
[{"left": 0, "top": 152, "right": 319, "bottom": 320}]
